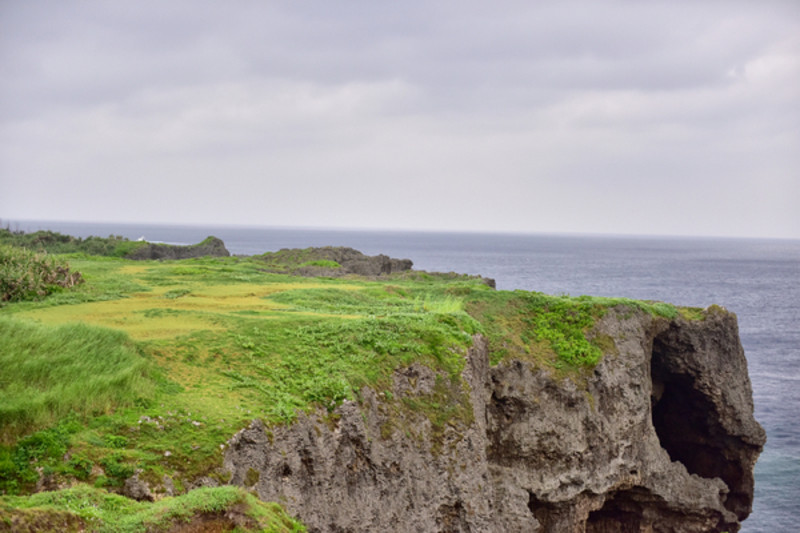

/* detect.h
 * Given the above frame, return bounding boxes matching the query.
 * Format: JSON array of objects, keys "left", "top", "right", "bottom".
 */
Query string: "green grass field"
[{"left": 0, "top": 247, "right": 697, "bottom": 531}]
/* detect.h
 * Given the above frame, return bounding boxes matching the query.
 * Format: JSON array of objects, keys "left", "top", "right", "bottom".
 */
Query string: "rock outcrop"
[
  {"left": 224, "top": 306, "right": 765, "bottom": 532},
  {"left": 259, "top": 246, "right": 413, "bottom": 277},
  {"left": 259, "top": 246, "right": 496, "bottom": 287},
  {"left": 125, "top": 236, "right": 230, "bottom": 260}
]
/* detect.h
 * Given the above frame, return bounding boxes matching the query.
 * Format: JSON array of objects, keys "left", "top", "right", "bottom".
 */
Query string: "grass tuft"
[{"left": 0, "top": 317, "right": 154, "bottom": 444}]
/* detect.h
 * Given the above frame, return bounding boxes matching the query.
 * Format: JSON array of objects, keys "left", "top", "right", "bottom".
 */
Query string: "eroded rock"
[
  {"left": 122, "top": 471, "right": 154, "bottom": 502},
  {"left": 223, "top": 306, "right": 765, "bottom": 532}
]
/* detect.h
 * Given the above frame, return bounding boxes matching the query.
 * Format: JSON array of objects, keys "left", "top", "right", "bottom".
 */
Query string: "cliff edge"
[{"left": 224, "top": 305, "right": 765, "bottom": 533}]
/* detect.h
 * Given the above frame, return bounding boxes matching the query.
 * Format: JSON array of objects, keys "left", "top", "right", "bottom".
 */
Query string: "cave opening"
[
  {"left": 527, "top": 491, "right": 546, "bottom": 526},
  {"left": 650, "top": 330, "right": 746, "bottom": 515},
  {"left": 585, "top": 486, "right": 731, "bottom": 533},
  {"left": 585, "top": 488, "right": 645, "bottom": 533},
  {"left": 527, "top": 492, "right": 563, "bottom": 530}
]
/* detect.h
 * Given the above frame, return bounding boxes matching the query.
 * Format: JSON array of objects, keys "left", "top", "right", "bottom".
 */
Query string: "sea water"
[{"left": 8, "top": 220, "right": 800, "bottom": 531}]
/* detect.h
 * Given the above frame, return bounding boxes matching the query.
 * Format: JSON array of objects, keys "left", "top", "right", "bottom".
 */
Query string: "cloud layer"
[{"left": 2, "top": 1, "right": 798, "bottom": 237}]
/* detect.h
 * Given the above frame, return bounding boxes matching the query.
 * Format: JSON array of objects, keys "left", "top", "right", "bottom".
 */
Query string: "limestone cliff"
[{"left": 224, "top": 306, "right": 765, "bottom": 533}]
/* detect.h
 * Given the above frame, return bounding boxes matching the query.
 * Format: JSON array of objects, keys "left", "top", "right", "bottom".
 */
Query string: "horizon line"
[{"left": 3, "top": 217, "right": 799, "bottom": 243}]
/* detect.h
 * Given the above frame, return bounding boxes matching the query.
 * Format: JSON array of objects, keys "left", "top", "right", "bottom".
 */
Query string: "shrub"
[
  {"left": 0, "top": 228, "right": 129, "bottom": 256},
  {"left": 0, "top": 244, "right": 82, "bottom": 303}
]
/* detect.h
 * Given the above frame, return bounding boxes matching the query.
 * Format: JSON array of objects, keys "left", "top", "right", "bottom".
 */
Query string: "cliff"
[
  {"left": 225, "top": 306, "right": 765, "bottom": 533},
  {"left": 0, "top": 248, "right": 764, "bottom": 532}
]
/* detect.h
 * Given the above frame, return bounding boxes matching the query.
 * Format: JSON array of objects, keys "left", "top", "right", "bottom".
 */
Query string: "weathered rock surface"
[
  {"left": 224, "top": 306, "right": 765, "bottom": 532},
  {"left": 122, "top": 471, "right": 154, "bottom": 502},
  {"left": 125, "top": 236, "right": 230, "bottom": 260}
]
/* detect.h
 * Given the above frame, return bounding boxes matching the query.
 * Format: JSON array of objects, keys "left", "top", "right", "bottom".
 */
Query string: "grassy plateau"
[{"left": 0, "top": 234, "right": 693, "bottom": 531}]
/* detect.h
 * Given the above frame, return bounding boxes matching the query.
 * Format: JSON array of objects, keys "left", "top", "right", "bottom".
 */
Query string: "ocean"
[{"left": 7, "top": 220, "right": 800, "bottom": 531}]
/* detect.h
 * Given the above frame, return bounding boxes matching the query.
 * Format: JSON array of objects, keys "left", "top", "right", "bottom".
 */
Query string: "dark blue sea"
[{"left": 8, "top": 220, "right": 800, "bottom": 532}]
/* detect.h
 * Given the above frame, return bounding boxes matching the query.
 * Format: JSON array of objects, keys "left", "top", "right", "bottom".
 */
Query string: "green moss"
[
  {"left": 406, "top": 375, "right": 473, "bottom": 430},
  {"left": 245, "top": 467, "right": 260, "bottom": 486},
  {"left": 678, "top": 307, "right": 705, "bottom": 320},
  {"left": 592, "top": 334, "right": 619, "bottom": 357},
  {"left": 584, "top": 390, "right": 596, "bottom": 412},
  {"left": 705, "top": 304, "right": 728, "bottom": 316},
  {"left": 376, "top": 372, "right": 475, "bottom": 455}
]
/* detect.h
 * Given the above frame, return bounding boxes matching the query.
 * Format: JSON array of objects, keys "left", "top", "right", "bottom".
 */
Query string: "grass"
[
  {"left": 0, "top": 243, "right": 701, "bottom": 527},
  {"left": 464, "top": 290, "right": 680, "bottom": 368},
  {"left": 0, "top": 484, "right": 306, "bottom": 532},
  {"left": 0, "top": 318, "right": 154, "bottom": 444},
  {"left": 0, "top": 254, "right": 488, "bottom": 497}
]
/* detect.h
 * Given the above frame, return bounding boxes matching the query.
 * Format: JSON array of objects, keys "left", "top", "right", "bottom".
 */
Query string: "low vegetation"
[
  {"left": 0, "top": 244, "right": 83, "bottom": 303},
  {"left": 466, "top": 290, "right": 678, "bottom": 367},
  {"left": 0, "top": 318, "right": 153, "bottom": 444},
  {"left": 0, "top": 228, "right": 143, "bottom": 257},
  {"left": 0, "top": 484, "right": 306, "bottom": 532},
  {"left": 0, "top": 232, "right": 694, "bottom": 530}
]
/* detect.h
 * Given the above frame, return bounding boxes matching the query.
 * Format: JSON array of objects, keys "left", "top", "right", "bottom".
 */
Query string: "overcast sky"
[{"left": 1, "top": 1, "right": 798, "bottom": 238}]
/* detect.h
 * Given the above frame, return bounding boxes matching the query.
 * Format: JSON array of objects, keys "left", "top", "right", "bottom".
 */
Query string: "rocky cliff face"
[{"left": 224, "top": 306, "right": 764, "bottom": 533}]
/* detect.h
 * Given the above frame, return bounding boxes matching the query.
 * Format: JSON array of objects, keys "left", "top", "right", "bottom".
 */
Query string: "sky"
[{"left": 1, "top": 1, "right": 798, "bottom": 239}]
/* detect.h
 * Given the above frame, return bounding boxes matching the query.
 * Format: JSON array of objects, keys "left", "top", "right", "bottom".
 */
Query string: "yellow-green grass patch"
[{"left": 12, "top": 280, "right": 367, "bottom": 339}]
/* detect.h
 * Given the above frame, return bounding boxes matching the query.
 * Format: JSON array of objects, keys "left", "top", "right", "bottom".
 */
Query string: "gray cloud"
[{"left": 1, "top": 0, "right": 798, "bottom": 238}]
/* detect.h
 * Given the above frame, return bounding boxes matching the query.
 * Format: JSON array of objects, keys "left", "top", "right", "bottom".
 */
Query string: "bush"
[
  {"left": 0, "top": 244, "right": 82, "bottom": 303},
  {"left": 0, "top": 228, "right": 129, "bottom": 256}
]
